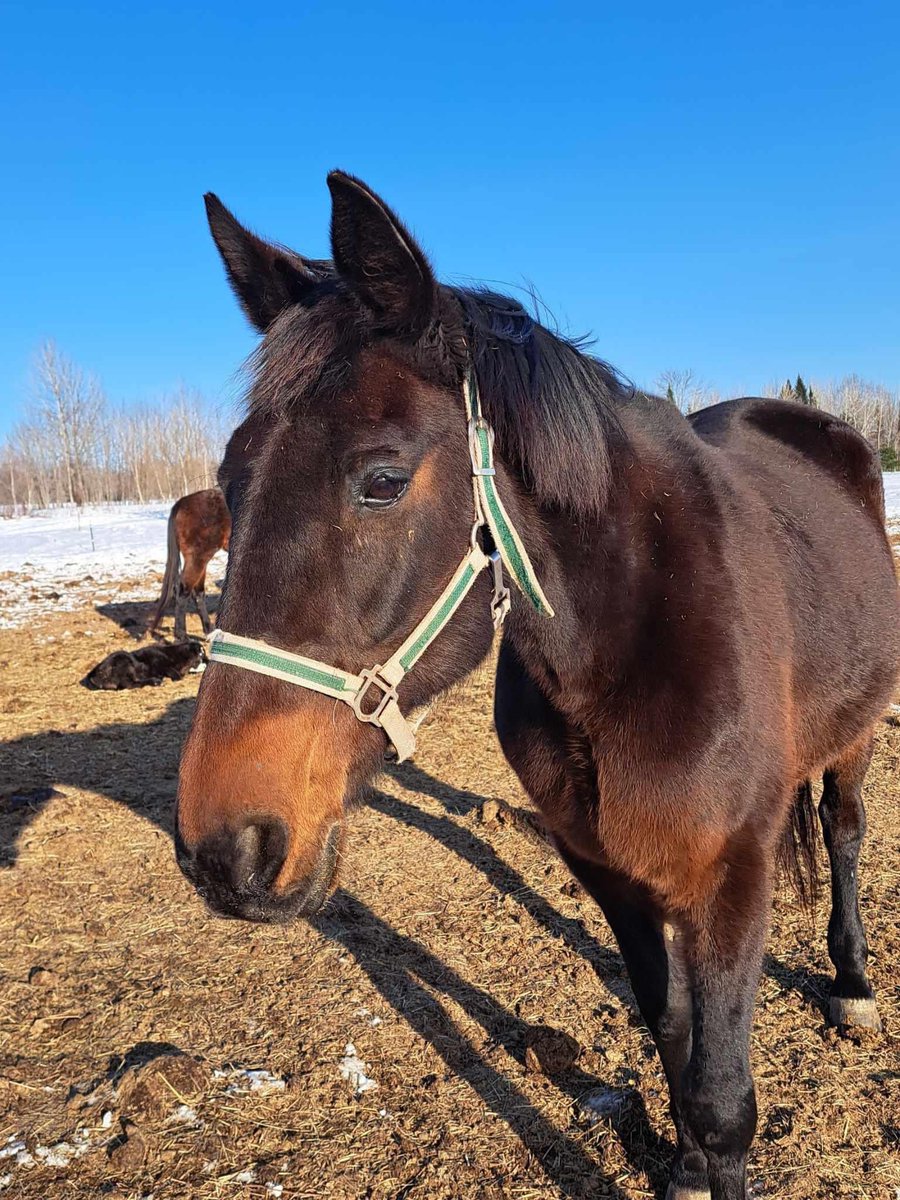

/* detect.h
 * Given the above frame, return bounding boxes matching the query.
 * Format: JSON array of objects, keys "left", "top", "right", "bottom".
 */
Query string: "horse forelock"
[{"left": 240, "top": 276, "right": 634, "bottom": 517}]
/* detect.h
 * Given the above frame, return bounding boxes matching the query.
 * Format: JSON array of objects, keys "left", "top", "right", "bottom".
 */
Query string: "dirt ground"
[{"left": 0, "top": 581, "right": 898, "bottom": 1200}]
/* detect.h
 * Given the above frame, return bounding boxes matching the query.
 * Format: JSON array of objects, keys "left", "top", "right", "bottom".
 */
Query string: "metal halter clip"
[
  {"left": 489, "top": 549, "right": 511, "bottom": 630},
  {"left": 468, "top": 418, "right": 496, "bottom": 477},
  {"left": 351, "top": 666, "right": 399, "bottom": 725}
]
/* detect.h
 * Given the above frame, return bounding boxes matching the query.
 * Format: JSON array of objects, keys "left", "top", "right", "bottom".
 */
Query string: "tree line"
[
  {"left": 2, "top": 344, "right": 899, "bottom": 517},
  {"left": 0, "top": 343, "right": 232, "bottom": 514},
  {"left": 657, "top": 369, "right": 900, "bottom": 470}
]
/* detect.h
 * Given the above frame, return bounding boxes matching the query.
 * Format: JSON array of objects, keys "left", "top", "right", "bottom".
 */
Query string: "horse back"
[{"left": 689, "top": 397, "right": 886, "bottom": 525}]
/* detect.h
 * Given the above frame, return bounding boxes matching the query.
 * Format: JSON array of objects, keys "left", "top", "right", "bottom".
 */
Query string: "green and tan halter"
[{"left": 208, "top": 365, "right": 554, "bottom": 762}]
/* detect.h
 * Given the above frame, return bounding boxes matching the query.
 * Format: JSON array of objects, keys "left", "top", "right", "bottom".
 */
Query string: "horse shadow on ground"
[
  {"left": 316, "top": 888, "right": 671, "bottom": 1198},
  {"left": 94, "top": 594, "right": 220, "bottom": 641},
  {"left": 0, "top": 701, "right": 659, "bottom": 1196},
  {"left": 94, "top": 599, "right": 158, "bottom": 640},
  {"left": 762, "top": 953, "right": 834, "bottom": 1021},
  {"left": 0, "top": 699, "right": 842, "bottom": 1197}
]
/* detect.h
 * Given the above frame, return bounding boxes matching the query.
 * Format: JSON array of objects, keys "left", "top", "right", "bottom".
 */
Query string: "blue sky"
[{"left": 1, "top": 1, "right": 898, "bottom": 438}]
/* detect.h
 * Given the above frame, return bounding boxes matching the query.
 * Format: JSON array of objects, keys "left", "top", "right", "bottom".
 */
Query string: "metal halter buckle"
[
  {"left": 468, "top": 418, "right": 496, "bottom": 477},
  {"left": 489, "top": 549, "right": 511, "bottom": 630},
  {"left": 351, "top": 666, "right": 399, "bottom": 724}
]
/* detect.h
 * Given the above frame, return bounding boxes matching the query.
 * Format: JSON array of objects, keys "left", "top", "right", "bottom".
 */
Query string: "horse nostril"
[
  {"left": 195, "top": 817, "right": 289, "bottom": 897},
  {"left": 233, "top": 824, "right": 261, "bottom": 887},
  {"left": 239, "top": 818, "right": 289, "bottom": 891}
]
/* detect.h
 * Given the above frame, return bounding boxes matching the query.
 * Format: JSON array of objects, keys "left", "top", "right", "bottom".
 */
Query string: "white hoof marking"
[
  {"left": 665, "top": 1185, "right": 711, "bottom": 1200},
  {"left": 828, "top": 996, "right": 882, "bottom": 1032}
]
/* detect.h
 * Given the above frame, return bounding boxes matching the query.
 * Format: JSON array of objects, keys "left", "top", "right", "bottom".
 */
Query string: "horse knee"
[{"left": 682, "top": 1074, "right": 757, "bottom": 1158}]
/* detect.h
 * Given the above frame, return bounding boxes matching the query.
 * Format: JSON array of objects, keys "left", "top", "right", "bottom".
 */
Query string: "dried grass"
[{"left": 0, "top": 586, "right": 898, "bottom": 1199}]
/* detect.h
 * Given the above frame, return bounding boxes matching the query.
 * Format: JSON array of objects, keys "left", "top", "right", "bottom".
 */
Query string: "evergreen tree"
[
  {"left": 795, "top": 376, "right": 817, "bottom": 406},
  {"left": 778, "top": 375, "right": 817, "bottom": 406}
]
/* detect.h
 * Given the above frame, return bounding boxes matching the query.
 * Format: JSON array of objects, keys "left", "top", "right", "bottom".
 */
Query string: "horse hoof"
[
  {"left": 828, "top": 996, "right": 882, "bottom": 1032},
  {"left": 665, "top": 1186, "right": 711, "bottom": 1200}
]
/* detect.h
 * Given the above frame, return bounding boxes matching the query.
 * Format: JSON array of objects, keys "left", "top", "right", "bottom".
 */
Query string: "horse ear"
[
  {"left": 327, "top": 171, "right": 435, "bottom": 336},
  {"left": 204, "top": 194, "right": 321, "bottom": 332}
]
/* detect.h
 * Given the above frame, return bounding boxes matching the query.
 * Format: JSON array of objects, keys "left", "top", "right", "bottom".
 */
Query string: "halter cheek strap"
[
  {"left": 463, "top": 366, "right": 554, "bottom": 618},
  {"left": 207, "top": 364, "right": 554, "bottom": 762}
]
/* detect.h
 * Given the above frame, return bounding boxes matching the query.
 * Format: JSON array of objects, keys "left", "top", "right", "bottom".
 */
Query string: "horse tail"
[
  {"left": 148, "top": 506, "right": 182, "bottom": 633},
  {"left": 778, "top": 779, "right": 819, "bottom": 910}
]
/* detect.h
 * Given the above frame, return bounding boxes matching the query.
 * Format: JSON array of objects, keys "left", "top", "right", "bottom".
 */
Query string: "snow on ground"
[
  {"left": 884, "top": 471, "right": 900, "bottom": 525},
  {"left": 0, "top": 478, "right": 897, "bottom": 630},
  {"left": 0, "top": 503, "right": 226, "bottom": 630}
]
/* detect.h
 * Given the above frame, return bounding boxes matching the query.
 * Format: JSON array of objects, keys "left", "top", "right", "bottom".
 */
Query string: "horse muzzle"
[{"left": 175, "top": 815, "right": 342, "bottom": 923}]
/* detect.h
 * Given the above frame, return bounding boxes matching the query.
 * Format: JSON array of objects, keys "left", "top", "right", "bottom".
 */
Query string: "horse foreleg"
[
  {"left": 495, "top": 642, "right": 710, "bottom": 1197},
  {"left": 556, "top": 845, "right": 710, "bottom": 1200},
  {"left": 677, "top": 846, "right": 773, "bottom": 1200}
]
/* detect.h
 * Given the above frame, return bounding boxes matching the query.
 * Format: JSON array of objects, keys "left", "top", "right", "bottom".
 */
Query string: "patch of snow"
[
  {"left": 265, "top": 1185, "right": 284, "bottom": 1198},
  {"left": 0, "top": 1136, "right": 37, "bottom": 1171},
  {"left": 339, "top": 1043, "right": 378, "bottom": 1095},
  {"left": 884, "top": 471, "right": 900, "bottom": 524},
  {"left": 213, "top": 1067, "right": 286, "bottom": 1096},
  {"left": 168, "top": 1104, "right": 202, "bottom": 1128},
  {"left": 234, "top": 1168, "right": 256, "bottom": 1184},
  {"left": 0, "top": 1124, "right": 112, "bottom": 1182},
  {"left": 578, "top": 1087, "right": 631, "bottom": 1124},
  {"left": 0, "top": 502, "right": 226, "bottom": 628},
  {"left": 33, "top": 1139, "right": 89, "bottom": 1168},
  {"left": 0, "top": 503, "right": 170, "bottom": 572},
  {"left": 354, "top": 1006, "right": 383, "bottom": 1027}
]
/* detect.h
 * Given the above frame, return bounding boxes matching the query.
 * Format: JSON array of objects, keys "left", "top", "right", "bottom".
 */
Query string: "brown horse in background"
[
  {"left": 148, "top": 488, "right": 230, "bottom": 639},
  {"left": 175, "top": 174, "right": 900, "bottom": 1200}
]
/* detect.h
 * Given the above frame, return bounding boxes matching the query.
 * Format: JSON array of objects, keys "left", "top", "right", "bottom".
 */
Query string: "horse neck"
[{"left": 498, "top": 407, "right": 707, "bottom": 707}]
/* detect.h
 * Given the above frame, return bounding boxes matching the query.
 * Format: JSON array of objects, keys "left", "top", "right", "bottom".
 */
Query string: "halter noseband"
[{"left": 207, "top": 365, "right": 554, "bottom": 762}]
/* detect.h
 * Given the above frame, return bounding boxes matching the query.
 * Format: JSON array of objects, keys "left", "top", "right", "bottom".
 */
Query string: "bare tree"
[
  {"left": 3, "top": 341, "right": 897, "bottom": 517},
  {"left": 813, "top": 375, "right": 900, "bottom": 462},
  {"left": 25, "top": 342, "right": 107, "bottom": 505},
  {"left": 0, "top": 344, "right": 229, "bottom": 513},
  {"left": 655, "top": 369, "right": 714, "bottom": 414}
]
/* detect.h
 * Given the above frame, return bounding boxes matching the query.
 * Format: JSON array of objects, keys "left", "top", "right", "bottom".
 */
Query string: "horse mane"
[
  {"left": 447, "top": 287, "right": 633, "bottom": 515},
  {"left": 245, "top": 277, "right": 634, "bottom": 518}
]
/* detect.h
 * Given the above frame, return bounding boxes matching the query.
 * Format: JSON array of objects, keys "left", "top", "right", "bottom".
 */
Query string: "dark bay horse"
[
  {"left": 148, "top": 487, "right": 230, "bottom": 639},
  {"left": 175, "top": 175, "right": 900, "bottom": 1200}
]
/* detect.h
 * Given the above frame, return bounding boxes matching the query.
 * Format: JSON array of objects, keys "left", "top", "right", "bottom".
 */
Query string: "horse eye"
[{"left": 361, "top": 470, "right": 409, "bottom": 508}]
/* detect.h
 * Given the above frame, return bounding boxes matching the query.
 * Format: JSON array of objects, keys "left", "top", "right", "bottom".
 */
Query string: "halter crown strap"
[{"left": 207, "top": 363, "right": 554, "bottom": 762}]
